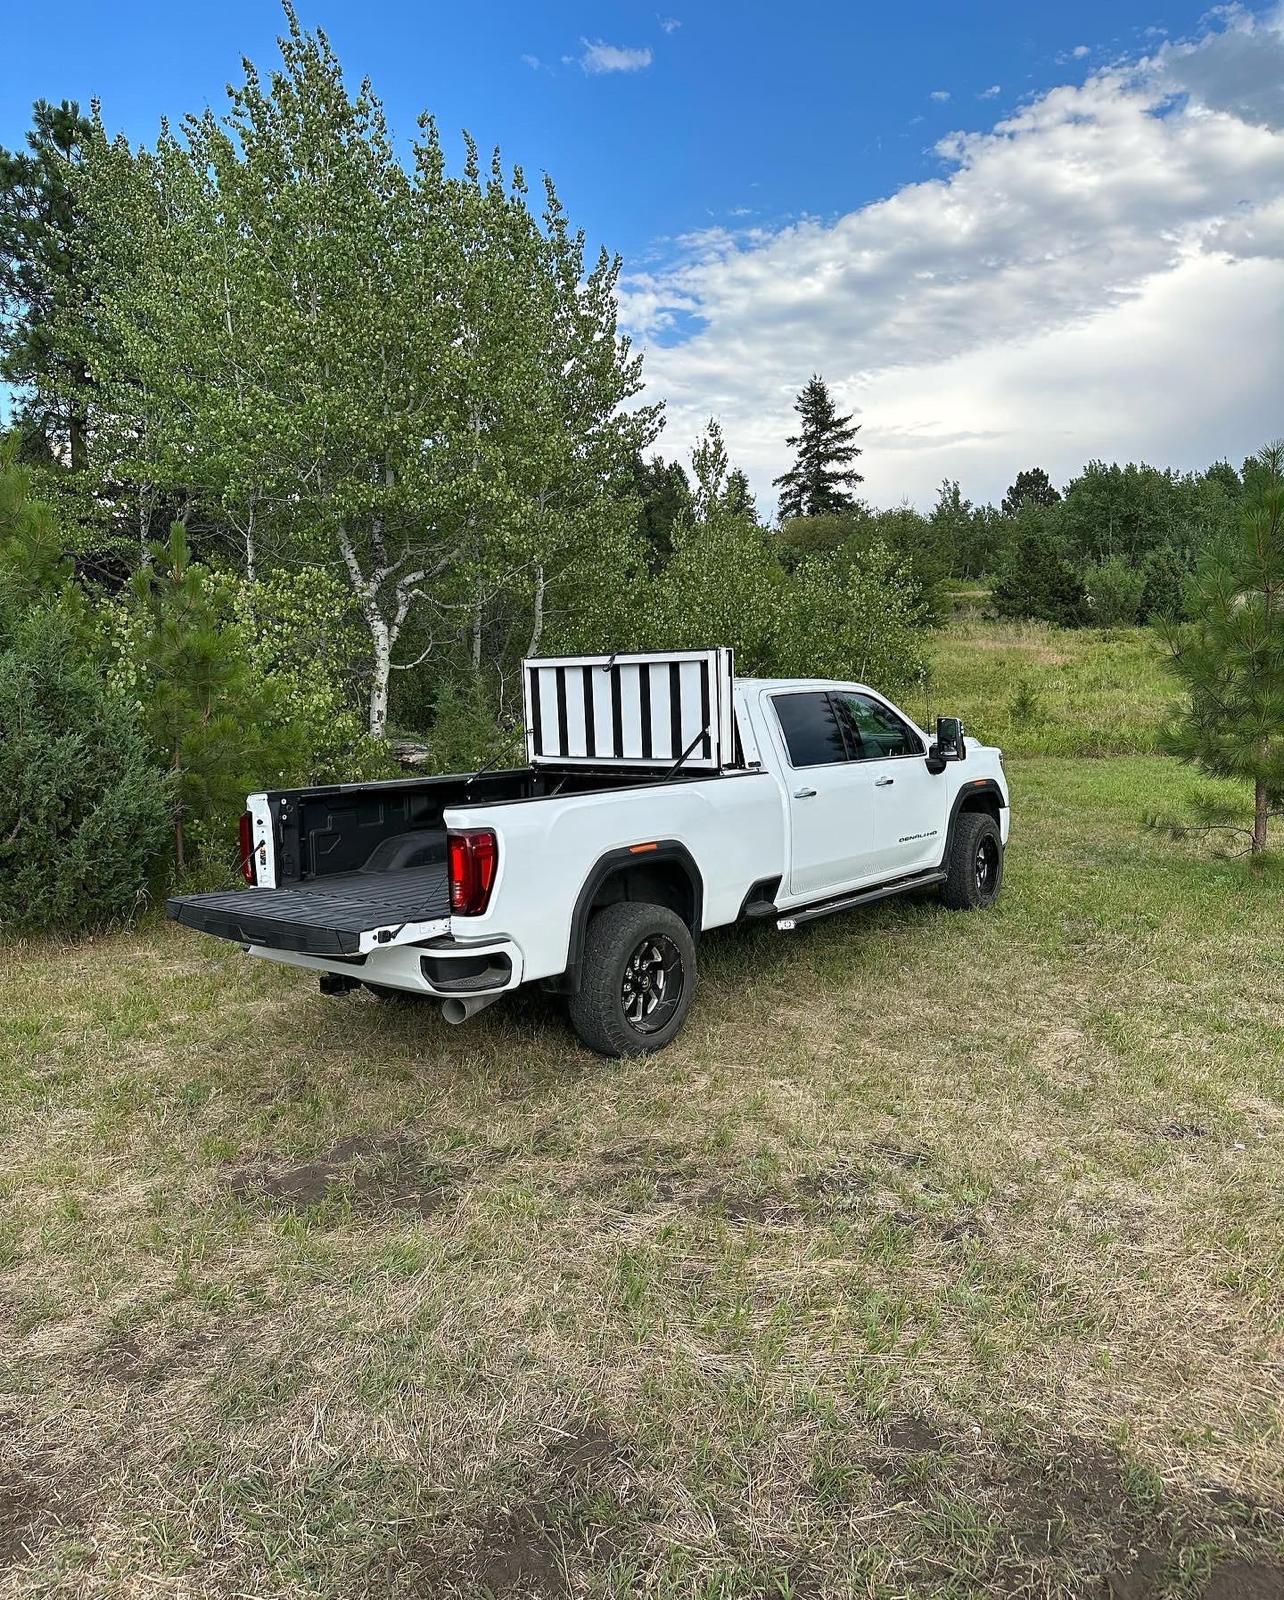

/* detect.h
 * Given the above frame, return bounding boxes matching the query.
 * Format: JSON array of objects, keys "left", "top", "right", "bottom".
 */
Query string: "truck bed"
[{"left": 167, "top": 863, "right": 450, "bottom": 958}]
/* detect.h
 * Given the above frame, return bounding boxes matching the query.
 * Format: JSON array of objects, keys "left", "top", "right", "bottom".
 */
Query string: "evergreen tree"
[
  {"left": 127, "top": 526, "right": 298, "bottom": 874},
  {"left": 1001, "top": 467, "right": 1060, "bottom": 517},
  {"left": 991, "top": 526, "right": 1088, "bottom": 627},
  {"left": 0, "top": 101, "right": 94, "bottom": 468},
  {"left": 723, "top": 468, "right": 757, "bottom": 523},
  {"left": 632, "top": 453, "right": 692, "bottom": 571},
  {"left": 1159, "top": 442, "right": 1284, "bottom": 856},
  {"left": 772, "top": 375, "right": 862, "bottom": 520}
]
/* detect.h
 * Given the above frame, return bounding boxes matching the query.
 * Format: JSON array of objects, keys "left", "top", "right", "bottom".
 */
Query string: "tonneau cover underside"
[{"left": 167, "top": 865, "right": 450, "bottom": 957}]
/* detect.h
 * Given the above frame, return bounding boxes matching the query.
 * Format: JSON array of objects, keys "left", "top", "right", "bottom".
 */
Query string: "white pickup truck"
[{"left": 169, "top": 648, "right": 1009, "bottom": 1056}]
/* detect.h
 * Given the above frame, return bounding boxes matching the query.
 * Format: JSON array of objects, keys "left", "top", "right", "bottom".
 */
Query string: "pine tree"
[
  {"left": 772, "top": 375, "right": 862, "bottom": 520},
  {"left": 0, "top": 101, "right": 94, "bottom": 468},
  {"left": 1001, "top": 467, "right": 1060, "bottom": 517},
  {"left": 632, "top": 453, "right": 692, "bottom": 571},
  {"left": 1160, "top": 442, "right": 1284, "bottom": 856},
  {"left": 723, "top": 468, "right": 757, "bottom": 523},
  {"left": 128, "top": 526, "right": 298, "bottom": 874},
  {"left": 991, "top": 527, "right": 1088, "bottom": 627}
]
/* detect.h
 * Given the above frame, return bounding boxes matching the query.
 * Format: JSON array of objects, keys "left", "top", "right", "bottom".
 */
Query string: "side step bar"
[{"left": 775, "top": 870, "right": 946, "bottom": 930}]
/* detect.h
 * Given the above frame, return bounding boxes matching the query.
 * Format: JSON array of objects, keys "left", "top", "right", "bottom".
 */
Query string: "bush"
[
  {"left": 0, "top": 606, "right": 172, "bottom": 936},
  {"left": 1083, "top": 557, "right": 1145, "bottom": 626},
  {"left": 1139, "top": 547, "right": 1189, "bottom": 621},
  {"left": 783, "top": 542, "right": 929, "bottom": 697}
]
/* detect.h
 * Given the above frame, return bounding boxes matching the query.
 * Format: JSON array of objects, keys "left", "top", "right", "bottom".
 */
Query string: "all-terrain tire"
[
  {"left": 567, "top": 901, "right": 697, "bottom": 1058},
  {"left": 941, "top": 810, "right": 1004, "bottom": 911}
]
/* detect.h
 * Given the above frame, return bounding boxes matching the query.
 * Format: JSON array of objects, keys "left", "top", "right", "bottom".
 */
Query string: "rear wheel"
[
  {"left": 568, "top": 901, "right": 697, "bottom": 1057},
  {"left": 941, "top": 810, "right": 1004, "bottom": 911}
]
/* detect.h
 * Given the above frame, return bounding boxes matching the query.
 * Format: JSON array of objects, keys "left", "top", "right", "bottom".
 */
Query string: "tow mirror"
[{"left": 927, "top": 716, "right": 966, "bottom": 775}]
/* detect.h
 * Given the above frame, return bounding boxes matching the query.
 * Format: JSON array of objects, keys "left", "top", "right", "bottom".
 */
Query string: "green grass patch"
[{"left": 923, "top": 616, "right": 1172, "bottom": 757}]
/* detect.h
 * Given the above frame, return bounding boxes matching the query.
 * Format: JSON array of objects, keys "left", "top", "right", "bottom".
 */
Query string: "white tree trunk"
[
  {"left": 368, "top": 617, "right": 392, "bottom": 740},
  {"left": 526, "top": 565, "right": 546, "bottom": 661}
]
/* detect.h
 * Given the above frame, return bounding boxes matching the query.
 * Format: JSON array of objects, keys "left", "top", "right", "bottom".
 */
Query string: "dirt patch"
[
  {"left": 470, "top": 1507, "right": 565, "bottom": 1598},
  {"left": 0, "top": 1474, "right": 43, "bottom": 1568},
  {"left": 883, "top": 1414, "right": 946, "bottom": 1456},
  {"left": 227, "top": 1133, "right": 456, "bottom": 1218},
  {"left": 696, "top": 1184, "right": 802, "bottom": 1226},
  {"left": 0, "top": 1458, "right": 71, "bottom": 1571},
  {"left": 544, "top": 1418, "right": 625, "bottom": 1477},
  {"left": 91, "top": 1331, "right": 144, "bottom": 1383},
  {"left": 1204, "top": 1563, "right": 1284, "bottom": 1600},
  {"left": 939, "top": 1212, "right": 986, "bottom": 1243},
  {"left": 1001, "top": 1437, "right": 1133, "bottom": 1558},
  {"left": 1103, "top": 1549, "right": 1167, "bottom": 1598}
]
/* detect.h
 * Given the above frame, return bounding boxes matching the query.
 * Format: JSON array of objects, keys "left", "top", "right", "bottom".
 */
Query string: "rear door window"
[{"left": 772, "top": 692, "right": 850, "bottom": 767}]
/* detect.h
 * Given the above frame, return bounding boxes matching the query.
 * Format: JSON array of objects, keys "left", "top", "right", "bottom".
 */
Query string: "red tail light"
[
  {"left": 239, "top": 812, "right": 257, "bottom": 885},
  {"left": 448, "top": 828, "right": 498, "bottom": 916}
]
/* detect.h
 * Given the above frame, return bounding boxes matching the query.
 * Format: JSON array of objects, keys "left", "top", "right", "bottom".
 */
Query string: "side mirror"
[
  {"left": 936, "top": 716, "right": 966, "bottom": 761},
  {"left": 926, "top": 716, "right": 966, "bottom": 775}
]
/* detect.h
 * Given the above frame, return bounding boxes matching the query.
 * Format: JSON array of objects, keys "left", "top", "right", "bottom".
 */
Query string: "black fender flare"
[
  {"left": 940, "top": 778, "right": 1006, "bottom": 867},
  {"left": 563, "top": 840, "right": 704, "bottom": 992}
]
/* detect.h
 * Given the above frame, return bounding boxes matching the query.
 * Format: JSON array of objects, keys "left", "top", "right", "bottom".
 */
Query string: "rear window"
[{"left": 773, "top": 693, "right": 849, "bottom": 767}]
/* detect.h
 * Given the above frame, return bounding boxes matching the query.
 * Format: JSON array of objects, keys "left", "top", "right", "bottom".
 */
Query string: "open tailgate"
[{"left": 167, "top": 865, "right": 450, "bottom": 958}]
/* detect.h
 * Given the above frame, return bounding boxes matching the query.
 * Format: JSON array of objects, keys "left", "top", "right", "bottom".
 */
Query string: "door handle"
[
  {"left": 874, "top": 776, "right": 895, "bottom": 787},
  {"left": 793, "top": 786, "right": 817, "bottom": 799}
]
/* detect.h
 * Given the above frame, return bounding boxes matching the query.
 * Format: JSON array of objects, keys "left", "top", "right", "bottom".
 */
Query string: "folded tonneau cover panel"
[{"left": 167, "top": 864, "right": 450, "bottom": 957}]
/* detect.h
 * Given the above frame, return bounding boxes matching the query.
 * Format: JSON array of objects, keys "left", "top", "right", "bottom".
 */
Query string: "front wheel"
[
  {"left": 941, "top": 811, "right": 1004, "bottom": 911},
  {"left": 567, "top": 901, "right": 697, "bottom": 1057}
]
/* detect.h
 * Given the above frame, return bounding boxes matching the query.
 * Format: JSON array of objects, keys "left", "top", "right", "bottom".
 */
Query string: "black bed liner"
[{"left": 167, "top": 864, "right": 450, "bottom": 958}]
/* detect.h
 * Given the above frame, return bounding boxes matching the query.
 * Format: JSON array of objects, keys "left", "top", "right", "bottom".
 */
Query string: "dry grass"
[{"left": 2, "top": 757, "right": 1284, "bottom": 1598}]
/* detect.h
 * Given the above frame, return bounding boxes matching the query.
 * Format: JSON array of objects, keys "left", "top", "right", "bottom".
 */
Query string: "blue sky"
[{"left": 6, "top": 1, "right": 1284, "bottom": 508}]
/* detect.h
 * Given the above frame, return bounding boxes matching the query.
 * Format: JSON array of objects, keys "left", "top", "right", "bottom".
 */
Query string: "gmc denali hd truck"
[{"left": 169, "top": 648, "right": 1009, "bottom": 1056}]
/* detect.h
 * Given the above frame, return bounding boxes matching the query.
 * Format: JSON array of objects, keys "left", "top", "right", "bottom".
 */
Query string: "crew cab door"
[
  {"left": 764, "top": 690, "right": 879, "bottom": 898},
  {"left": 831, "top": 691, "right": 944, "bottom": 877}
]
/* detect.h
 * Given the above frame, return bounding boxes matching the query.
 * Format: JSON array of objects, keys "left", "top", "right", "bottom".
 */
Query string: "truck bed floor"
[{"left": 167, "top": 865, "right": 450, "bottom": 958}]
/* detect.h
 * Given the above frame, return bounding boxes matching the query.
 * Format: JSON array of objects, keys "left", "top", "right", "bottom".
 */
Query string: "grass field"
[
  {"left": 923, "top": 619, "right": 1171, "bottom": 759},
  {"left": 3, "top": 747, "right": 1284, "bottom": 1599},
  {"left": 3, "top": 618, "right": 1283, "bottom": 1598}
]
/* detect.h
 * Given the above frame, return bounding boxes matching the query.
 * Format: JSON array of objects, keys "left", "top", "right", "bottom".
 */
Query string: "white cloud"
[
  {"left": 979, "top": 84, "right": 1001, "bottom": 99},
  {"left": 622, "top": 5, "right": 1284, "bottom": 510},
  {"left": 659, "top": 16, "right": 682, "bottom": 33},
  {"left": 1071, "top": 44, "right": 1091, "bottom": 59},
  {"left": 929, "top": 89, "right": 951, "bottom": 102},
  {"left": 520, "top": 53, "right": 542, "bottom": 70},
  {"left": 580, "top": 38, "right": 653, "bottom": 74}
]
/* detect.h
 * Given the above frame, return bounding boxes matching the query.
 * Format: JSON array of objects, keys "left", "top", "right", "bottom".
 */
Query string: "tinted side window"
[
  {"left": 835, "top": 693, "right": 922, "bottom": 760},
  {"left": 773, "top": 693, "right": 849, "bottom": 767}
]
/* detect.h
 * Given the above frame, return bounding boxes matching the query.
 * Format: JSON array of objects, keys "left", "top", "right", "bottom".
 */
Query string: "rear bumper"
[{"left": 244, "top": 936, "right": 526, "bottom": 999}]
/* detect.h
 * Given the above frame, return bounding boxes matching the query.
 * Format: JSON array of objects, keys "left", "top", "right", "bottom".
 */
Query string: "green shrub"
[
  {"left": 0, "top": 606, "right": 172, "bottom": 936},
  {"left": 1139, "top": 547, "right": 1189, "bottom": 621},
  {"left": 1084, "top": 557, "right": 1146, "bottom": 626}
]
